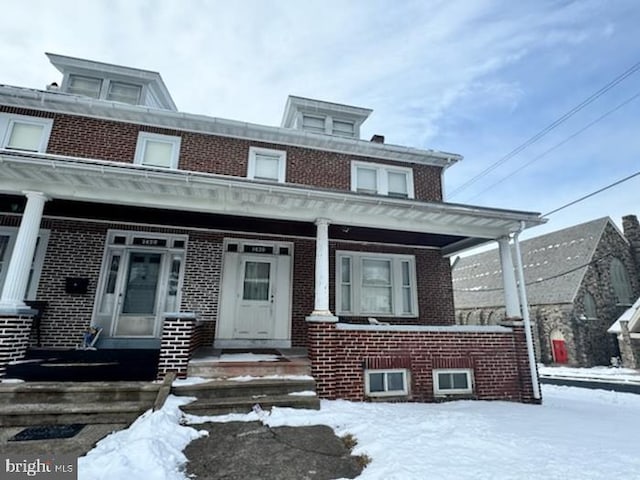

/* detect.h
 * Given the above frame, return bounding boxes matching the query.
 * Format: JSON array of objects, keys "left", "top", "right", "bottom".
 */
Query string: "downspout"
[{"left": 513, "top": 222, "right": 541, "bottom": 400}]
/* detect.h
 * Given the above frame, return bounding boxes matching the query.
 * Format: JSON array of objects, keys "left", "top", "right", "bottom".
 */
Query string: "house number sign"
[
  {"left": 244, "top": 245, "right": 274, "bottom": 254},
  {"left": 132, "top": 237, "right": 167, "bottom": 247}
]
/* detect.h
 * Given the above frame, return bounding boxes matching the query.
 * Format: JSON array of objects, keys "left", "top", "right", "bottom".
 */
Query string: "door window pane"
[
  {"left": 99, "top": 254, "right": 121, "bottom": 314},
  {"left": 6, "top": 123, "right": 44, "bottom": 151},
  {"left": 243, "top": 261, "right": 271, "bottom": 301},
  {"left": 164, "top": 255, "right": 182, "bottom": 312},
  {"left": 122, "top": 253, "right": 161, "bottom": 314}
]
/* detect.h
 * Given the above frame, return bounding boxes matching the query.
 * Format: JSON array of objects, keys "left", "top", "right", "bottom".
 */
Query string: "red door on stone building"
[{"left": 552, "top": 339, "right": 568, "bottom": 364}]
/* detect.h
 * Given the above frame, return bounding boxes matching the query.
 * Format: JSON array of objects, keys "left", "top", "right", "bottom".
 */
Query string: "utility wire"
[
  {"left": 453, "top": 253, "right": 613, "bottom": 293},
  {"left": 448, "top": 59, "right": 640, "bottom": 199},
  {"left": 465, "top": 91, "right": 640, "bottom": 201},
  {"left": 543, "top": 169, "right": 640, "bottom": 217}
]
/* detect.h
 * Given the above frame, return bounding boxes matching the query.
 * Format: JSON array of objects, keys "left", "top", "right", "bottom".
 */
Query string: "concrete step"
[
  {"left": 0, "top": 401, "right": 149, "bottom": 427},
  {"left": 173, "top": 377, "right": 316, "bottom": 400},
  {"left": 187, "top": 357, "right": 311, "bottom": 379},
  {"left": 180, "top": 394, "right": 320, "bottom": 416},
  {"left": 0, "top": 381, "right": 160, "bottom": 405}
]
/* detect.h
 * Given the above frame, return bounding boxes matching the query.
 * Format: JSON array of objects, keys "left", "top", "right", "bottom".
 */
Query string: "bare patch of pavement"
[{"left": 185, "top": 421, "right": 363, "bottom": 480}]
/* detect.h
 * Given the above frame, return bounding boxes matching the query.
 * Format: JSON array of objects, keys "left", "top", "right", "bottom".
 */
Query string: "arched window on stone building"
[
  {"left": 583, "top": 292, "right": 597, "bottom": 319},
  {"left": 610, "top": 258, "right": 633, "bottom": 306}
]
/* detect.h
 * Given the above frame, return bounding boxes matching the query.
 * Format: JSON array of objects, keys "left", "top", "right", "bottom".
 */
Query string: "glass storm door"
[
  {"left": 97, "top": 250, "right": 166, "bottom": 337},
  {"left": 116, "top": 252, "right": 163, "bottom": 336},
  {"left": 235, "top": 257, "right": 277, "bottom": 338}
]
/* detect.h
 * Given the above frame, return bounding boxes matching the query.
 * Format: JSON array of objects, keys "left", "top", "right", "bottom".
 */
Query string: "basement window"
[
  {"left": 365, "top": 369, "right": 409, "bottom": 397},
  {"left": 433, "top": 369, "right": 474, "bottom": 396}
]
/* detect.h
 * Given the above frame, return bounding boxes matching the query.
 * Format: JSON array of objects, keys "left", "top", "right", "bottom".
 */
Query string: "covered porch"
[{"left": 0, "top": 150, "right": 544, "bottom": 399}]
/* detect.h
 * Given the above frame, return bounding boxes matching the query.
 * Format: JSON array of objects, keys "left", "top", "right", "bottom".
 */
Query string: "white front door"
[
  {"left": 216, "top": 240, "right": 292, "bottom": 348},
  {"left": 235, "top": 257, "right": 277, "bottom": 338}
]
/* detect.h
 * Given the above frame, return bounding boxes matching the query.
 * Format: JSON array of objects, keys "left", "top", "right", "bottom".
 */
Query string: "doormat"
[{"left": 9, "top": 424, "right": 86, "bottom": 442}]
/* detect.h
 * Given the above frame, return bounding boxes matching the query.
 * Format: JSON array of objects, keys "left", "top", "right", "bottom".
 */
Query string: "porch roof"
[{"left": 0, "top": 151, "right": 545, "bottom": 254}]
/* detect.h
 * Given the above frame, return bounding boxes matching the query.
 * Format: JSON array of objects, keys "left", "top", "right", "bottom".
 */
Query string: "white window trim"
[
  {"left": 134, "top": 132, "right": 181, "bottom": 169},
  {"left": 0, "top": 227, "right": 50, "bottom": 300},
  {"left": 247, "top": 146, "right": 287, "bottom": 183},
  {"left": 336, "top": 250, "right": 418, "bottom": 317},
  {"left": 0, "top": 113, "right": 53, "bottom": 153},
  {"left": 351, "top": 161, "right": 415, "bottom": 199},
  {"left": 365, "top": 369, "right": 409, "bottom": 397},
  {"left": 433, "top": 369, "right": 474, "bottom": 396}
]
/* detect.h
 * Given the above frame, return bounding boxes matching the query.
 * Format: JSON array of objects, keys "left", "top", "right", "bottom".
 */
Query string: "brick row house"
[{"left": 0, "top": 53, "right": 545, "bottom": 403}]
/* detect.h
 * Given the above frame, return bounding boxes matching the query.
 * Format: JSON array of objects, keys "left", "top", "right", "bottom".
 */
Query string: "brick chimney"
[
  {"left": 370, "top": 134, "right": 385, "bottom": 144},
  {"left": 622, "top": 214, "right": 640, "bottom": 281}
]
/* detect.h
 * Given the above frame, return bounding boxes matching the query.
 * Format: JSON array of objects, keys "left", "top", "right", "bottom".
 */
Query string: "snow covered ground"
[
  {"left": 79, "top": 383, "right": 640, "bottom": 480},
  {"left": 539, "top": 364, "right": 640, "bottom": 383}
]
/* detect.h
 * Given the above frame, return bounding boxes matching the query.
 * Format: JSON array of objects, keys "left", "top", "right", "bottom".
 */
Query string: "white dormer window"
[
  {"left": 332, "top": 119, "right": 355, "bottom": 137},
  {"left": 248, "top": 147, "right": 287, "bottom": 182},
  {"left": 302, "top": 115, "right": 326, "bottom": 134},
  {"left": 68, "top": 74, "right": 102, "bottom": 98},
  {"left": 1, "top": 114, "right": 53, "bottom": 153},
  {"left": 66, "top": 74, "right": 143, "bottom": 106},
  {"left": 134, "top": 132, "right": 181, "bottom": 169},
  {"left": 351, "top": 161, "right": 414, "bottom": 198},
  {"left": 107, "top": 81, "right": 142, "bottom": 105}
]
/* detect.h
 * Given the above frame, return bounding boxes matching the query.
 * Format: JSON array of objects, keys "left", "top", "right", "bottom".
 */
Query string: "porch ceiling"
[{"left": 0, "top": 151, "right": 546, "bottom": 253}]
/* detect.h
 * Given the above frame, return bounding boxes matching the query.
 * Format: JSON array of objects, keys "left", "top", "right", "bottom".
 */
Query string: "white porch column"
[
  {"left": 307, "top": 218, "right": 337, "bottom": 322},
  {"left": 0, "top": 191, "right": 48, "bottom": 313},
  {"left": 497, "top": 235, "right": 521, "bottom": 318}
]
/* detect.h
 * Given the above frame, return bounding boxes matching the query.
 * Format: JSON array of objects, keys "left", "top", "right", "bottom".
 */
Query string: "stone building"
[
  {"left": 453, "top": 217, "right": 640, "bottom": 367},
  {"left": 608, "top": 215, "right": 640, "bottom": 368}
]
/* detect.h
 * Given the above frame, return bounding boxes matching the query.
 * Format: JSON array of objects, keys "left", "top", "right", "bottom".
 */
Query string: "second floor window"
[
  {"left": 351, "top": 161, "right": 414, "bottom": 198},
  {"left": 248, "top": 147, "right": 286, "bottom": 183},
  {"left": 1, "top": 114, "right": 53, "bottom": 153},
  {"left": 134, "top": 132, "right": 181, "bottom": 169}
]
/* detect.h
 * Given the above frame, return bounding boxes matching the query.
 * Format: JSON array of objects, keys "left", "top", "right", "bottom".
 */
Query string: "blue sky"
[{"left": 2, "top": 0, "right": 639, "bottom": 240}]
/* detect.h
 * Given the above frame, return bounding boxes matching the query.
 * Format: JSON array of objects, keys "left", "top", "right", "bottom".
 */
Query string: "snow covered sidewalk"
[
  {"left": 539, "top": 364, "right": 640, "bottom": 384},
  {"left": 77, "top": 385, "right": 640, "bottom": 479}
]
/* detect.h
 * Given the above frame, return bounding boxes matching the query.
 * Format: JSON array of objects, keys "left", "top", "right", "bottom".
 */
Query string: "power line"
[
  {"left": 465, "top": 91, "right": 640, "bottom": 201},
  {"left": 543, "top": 169, "right": 640, "bottom": 217},
  {"left": 448, "top": 59, "right": 640, "bottom": 199}
]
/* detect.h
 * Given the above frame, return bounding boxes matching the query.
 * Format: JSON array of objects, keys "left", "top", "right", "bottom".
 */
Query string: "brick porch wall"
[
  {"left": 308, "top": 321, "right": 539, "bottom": 404},
  {"left": 0, "top": 315, "right": 33, "bottom": 377}
]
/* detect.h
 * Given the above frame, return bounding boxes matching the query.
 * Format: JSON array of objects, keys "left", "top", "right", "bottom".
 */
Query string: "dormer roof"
[
  {"left": 281, "top": 95, "right": 372, "bottom": 139},
  {"left": 46, "top": 52, "right": 177, "bottom": 111}
]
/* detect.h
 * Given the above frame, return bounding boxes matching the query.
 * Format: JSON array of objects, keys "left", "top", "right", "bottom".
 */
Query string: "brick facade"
[
  {"left": 0, "top": 315, "right": 33, "bottom": 377},
  {"left": 0, "top": 106, "right": 443, "bottom": 202},
  {"left": 307, "top": 321, "right": 539, "bottom": 404}
]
